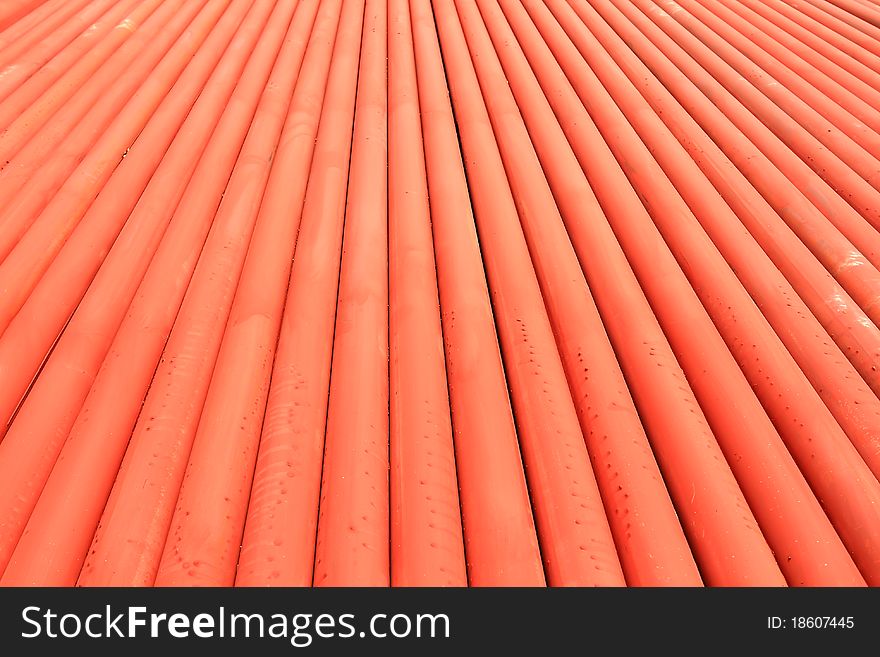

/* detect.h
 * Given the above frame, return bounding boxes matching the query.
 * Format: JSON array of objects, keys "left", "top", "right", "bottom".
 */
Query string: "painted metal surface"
[{"left": 0, "top": 0, "right": 878, "bottom": 586}]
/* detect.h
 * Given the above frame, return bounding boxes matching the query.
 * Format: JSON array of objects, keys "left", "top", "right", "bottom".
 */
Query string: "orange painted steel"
[
  {"left": 651, "top": 0, "right": 880, "bottom": 164},
  {"left": 0, "top": 0, "right": 300, "bottom": 586},
  {"left": 664, "top": 0, "right": 880, "bottom": 156},
  {"left": 799, "top": 0, "right": 880, "bottom": 54},
  {"left": 0, "top": 0, "right": 243, "bottom": 449},
  {"left": 235, "top": 0, "right": 364, "bottom": 586},
  {"left": 546, "top": 0, "right": 880, "bottom": 455},
  {"left": 527, "top": 0, "right": 880, "bottom": 585},
  {"left": 432, "top": 0, "right": 627, "bottom": 587},
  {"left": 0, "top": 0, "right": 879, "bottom": 587},
  {"left": 0, "top": 0, "right": 262, "bottom": 580},
  {"left": 409, "top": 0, "right": 545, "bottom": 586},
  {"left": 571, "top": 0, "right": 880, "bottom": 325},
  {"left": 81, "top": 0, "right": 340, "bottom": 588},
  {"left": 0, "top": 0, "right": 65, "bottom": 43},
  {"left": 678, "top": 0, "right": 880, "bottom": 138},
  {"left": 313, "top": 0, "right": 389, "bottom": 587},
  {"left": 387, "top": 0, "right": 467, "bottom": 587},
  {"left": 735, "top": 0, "right": 880, "bottom": 99},
  {"left": 716, "top": 0, "right": 880, "bottom": 122},
  {"left": 454, "top": 0, "right": 701, "bottom": 587},
  {"left": 477, "top": 0, "right": 779, "bottom": 586},
  {"left": 0, "top": 0, "right": 129, "bottom": 106},
  {"left": 0, "top": 0, "right": 166, "bottom": 143},
  {"left": 623, "top": 0, "right": 880, "bottom": 219},
  {"left": 0, "top": 0, "right": 95, "bottom": 66},
  {"left": 0, "top": 0, "right": 216, "bottom": 321}
]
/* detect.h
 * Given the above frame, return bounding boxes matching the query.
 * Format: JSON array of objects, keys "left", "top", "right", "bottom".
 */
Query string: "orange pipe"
[
  {"left": 229, "top": 3, "right": 356, "bottom": 589},
  {"left": 153, "top": 0, "right": 346, "bottom": 588},
  {"left": 734, "top": 0, "right": 880, "bottom": 98},
  {"left": 431, "top": 0, "right": 627, "bottom": 587},
  {"left": 387, "top": 0, "right": 466, "bottom": 587},
  {"left": 821, "top": 0, "right": 880, "bottom": 30},
  {"left": 662, "top": 0, "right": 880, "bottom": 156},
  {"left": 549, "top": 0, "right": 880, "bottom": 462},
  {"left": 624, "top": 0, "right": 880, "bottom": 236},
  {"left": 553, "top": 0, "right": 880, "bottom": 428},
  {"left": 0, "top": 0, "right": 153, "bottom": 130},
  {"left": 0, "top": 0, "right": 95, "bottom": 68},
  {"left": 0, "top": 0, "right": 281, "bottom": 585},
  {"left": 503, "top": 0, "right": 851, "bottom": 586},
  {"left": 845, "top": 0, "right": 880, "bottom": 11},
  {"left": 0, "top": 0, "right": 211, "bottom": 307},
  {"left": 713, "top": 0, "right": 880, "bottom": 116},
  {"left": 627, "top": 0, "right": 880, "bottom": 200},
  {"left": 409, "top": 0, "right": 545, "bottom": 586},
  {"left": 0, "top": 0, "right": 874, "bottom": 590},
  {"left": 0, "top": 0, "right": 66, "bottom": 48},
  {"left": 575, "top": 0, "right": 880, "bottom": 303},
  {"left": 845, "top": 0, "right": 880, "bottom": 13},
  {"left": 464, "top": 0, "right": 779, "bottom": 586},
  {"left": 66, "top": 0, "right": 317, "bottom": 587},
  {"left": 545, "top": 0, "right": 880, "bottom": 583},
  {"left": 799, "top": 0, "right": 880, "bottom": 53},
  {"left": 714, "top": 0, "right": 880, "bottom": 118},
  {"left": 313, "top": 0, "right": 388, "bottom": 587},
  {"left": 554, "top": 3, "right": 877, "bottom": 584},
  {"left": 0, "top": 1, "right": 255, "bottom": 455},
  {"left": 0, "top": 0, "right": 233, "bottom": 438},
  {"left": 0, "top": 0, "right": 875, "bottom": 592},
  {"left": 79, "top": 0, "right": 338, "bottom": 589},
  {"left": 234, "top": 0, "right": 365, "bottom": 587},
  {"left": 455, "top": 0, "right": 701, "bottom": 587},
  {"left": 0, "top": 0, "right": 167, "bottom": 169},
  {"left": 0, "top": 0, "right": 127, "bottom": 106}
]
